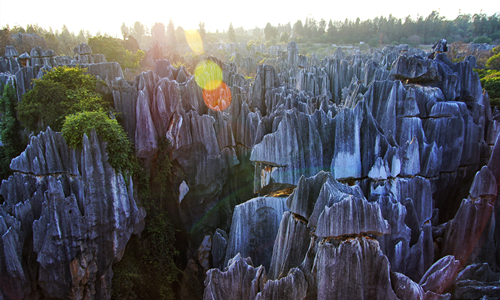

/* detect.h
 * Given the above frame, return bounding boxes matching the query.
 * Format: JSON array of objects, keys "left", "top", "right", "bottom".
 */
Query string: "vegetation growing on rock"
[{"left": 62, "top": 110, "right": 133, "bottom": 173}]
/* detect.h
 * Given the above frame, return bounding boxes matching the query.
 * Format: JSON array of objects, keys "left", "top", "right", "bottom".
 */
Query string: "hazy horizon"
[{"left": 1, "top": 0, "right": 499, "bottom": 37}]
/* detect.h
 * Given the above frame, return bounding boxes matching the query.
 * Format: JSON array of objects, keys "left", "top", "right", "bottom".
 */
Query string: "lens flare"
[
  {"left": 185, "top": 30, "right": 204, "bottom": 55},
  {"left": 194, "top": 60, "right": 223, "bottom": 91},
  {"left": 202, "top": 82, "right": 232, "bottom": 111}
]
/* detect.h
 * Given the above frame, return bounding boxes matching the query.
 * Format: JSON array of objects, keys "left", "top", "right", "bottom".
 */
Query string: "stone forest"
[{"left": 1, "top": 32, "right": 500, "bottom": 300}]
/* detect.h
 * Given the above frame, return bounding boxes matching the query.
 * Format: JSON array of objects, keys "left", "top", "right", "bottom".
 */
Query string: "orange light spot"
[{"left": 202, "top": 82, "right": 232, "bottom": 111}]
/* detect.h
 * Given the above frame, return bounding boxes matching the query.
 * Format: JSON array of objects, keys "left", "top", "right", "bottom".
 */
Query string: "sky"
[{"left": 0, "top": 0, "right": 498, "bottom": 37}]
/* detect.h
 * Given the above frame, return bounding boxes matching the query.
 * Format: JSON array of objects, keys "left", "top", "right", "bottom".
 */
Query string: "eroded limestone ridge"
[
  {"left": 201, "top": 45, "right": 500, "bottom": 299},
  {"left": 2, "top": 40, "right": 500, "bottom": 299},
  {"left": 0, "top": 129, "right": 145, "bottom": 299}
]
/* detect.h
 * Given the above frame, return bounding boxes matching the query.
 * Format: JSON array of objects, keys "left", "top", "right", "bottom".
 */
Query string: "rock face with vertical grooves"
[
  {"left": 267, "top": 212, "right": 309, "bottom": 280},
  {"left": 224, "top": 197, "right": 288, "bottom": 271},
  {"left": 313, "top": 237, "right": 399, "bottom": 300},
  {"left": 315, "top": 195, "right": 390, "bottom": 238},
  {"left": 0, "top": 129, "right": 145, "bottom": 300}
]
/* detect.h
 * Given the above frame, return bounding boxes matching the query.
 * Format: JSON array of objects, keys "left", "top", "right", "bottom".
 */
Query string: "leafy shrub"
[
  {"left": 88, "top": 36, "right": 126, "bottom": 64},
  {"left": 171, "top": 61, "right": 186, "bottom": 69},
  {"left": 89, "top": 36, "right": 144, "bottom": 70},
  {"left": 368, "top": 37, "right": 379, "bottom": 48},
  {"left": 62, "top": 111, "right": 133, "bottom": 173},
  {"left": 486, "top": 53, "right": 500, "bottom": 71},
  {"left": 477, "top": 69, "right": 500, "bottom": 109},
  {"left": 473, "top": 36, "right": 492, "bottom": 44},
  {"left": 399, "top": 37, "right": 409, "bottom": 45},
  {"left": 17, "top": 66, "right": 109, "bottom": 132},
  {"left": 482, "top": 74, "right": 500, "bottom": 104}
]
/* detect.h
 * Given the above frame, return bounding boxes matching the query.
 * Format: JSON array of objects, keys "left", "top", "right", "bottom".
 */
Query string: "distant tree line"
[
  {"left": 231, "top": 11, "right": 500, "bottom": 46},
  {"left": 2, "top": 11, "right": 499, "bottom": 59},
  {"left": 0, "top": 24, "right": 88, "bottom": 56}
]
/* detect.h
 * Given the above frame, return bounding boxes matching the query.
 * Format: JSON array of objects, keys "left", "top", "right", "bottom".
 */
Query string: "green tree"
[
  {"left": 175, "top": 26, "right": 187, "bottom": 44},
  {"left": 17, "top": 66, "right": 109, "bottom": 133},
  {"left": 44, "top": 30, "right": 60, "bottom": 54},
  {"left": 318, "top": 18, "right": 327, "bottom": 36},
  {"left": 327, "top": 20, "right": 336, "bottom": 42},
  {"left": 58, "top": 25, "right": 76, "bottom": 56},
  {"left": 228, "top": 23, "right": 236, "bottom": 43},
  {"left": 477, "top": 69, "right": 500, "bottom": 109},
  {"left": 88, "top": 35, "right": 126, "bottom": 65},
  {"left": 252, "top": 26, "right": 262, "bottom": 38},
  {"left": 198, "top": 22, "right": 206, "bottom": 41},
  {"left": 264, "top": 23, "right": 278, "bottom": 41},
  {"left": 293, "top": 20, "right": 304, "bottom": 38},
  {"left": 112, "top": 213, "right": 179, "bottom": 300},
  {"left": 123, "top": 49, "right": 145, "bottom": 70},
  {"left": 26, "top": 24, "right": 37, "bottom": 34},
  {"left": 132, "top": 21, "right": 146, "bottom": 45},
  {"left": 280, "top": 31, "right": 290, "bottom": 44},
  {"left": 0, "top": 81, "right": 25, "bottom": 180},
  {"left": 166, "top": 19, "right": 177, "bottom": 46},
  {"left": 151, "top": 22, "right": 166, "bottom": 44},
  {"left": 474, "top": 36, "right": 492, "bottom": 44},
  {"left": 76, "top": 30, "right": 86, "bottom": 44},
  {"left": 121, "top": 22, "right": 129, "bottom": 39}
]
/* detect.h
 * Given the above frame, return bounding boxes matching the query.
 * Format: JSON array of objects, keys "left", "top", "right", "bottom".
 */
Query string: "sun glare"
[{"left": 185, "top": 30, "right": 204, "bottom": 55}]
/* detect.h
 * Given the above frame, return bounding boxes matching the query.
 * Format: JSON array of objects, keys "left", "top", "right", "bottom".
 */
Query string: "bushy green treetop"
[{"left": 17, "top": 66, "right": 109, "bottom": 132}]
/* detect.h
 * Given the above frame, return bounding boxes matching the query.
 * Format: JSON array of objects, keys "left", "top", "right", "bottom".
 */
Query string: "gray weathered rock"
[
  {"left": 212, "top": 229, "right": 229, "bottom": 270},
  {"left": 112, "top": 77, "right": 138, "bottom": 144},
  {"left": 452, "top": 263, "right": 500, "bottom": 299},
  {"left": 255, "top": 268, "right": 307, "bottom": 300},
  {"left": 250, "top": 110, "right": 323, "bottom": 192},
  {"left": 419, "top": 255, "right": 461, "bottom": 295},
  {"left": 198, "top": 235, "right": 213, "bottom": 271},
  {"left": 469, "top": 166, "right": 497, "bottom": 198},
  {"left": 204, "top": 254, "right": 267, "bottom": 300},
  {"left": 391, "top": 272, "right": 425, "bottom": 300},
  {"left": 286, "top": 171, "right": 331, "bottom": 220},
  {"left": 441, "top": 197, "right": 495, "bottom": 265},
  {"left": 390, "top": 55, "right": 440, "bottom": 83},
  {"left": 312, "top": 237, "right": 399, "bottom": 300},
  {"left": 4, "top": 46, "right": 19, "bottom": 58},
  {"left": 135, "top": 89, "right": 158, "bottom": 160},
  {"left": 73, "top": 43, "right": 92, "bottom": 55},
  {"left": 224, "top": 197, "right": 288, "bottom": 270}
]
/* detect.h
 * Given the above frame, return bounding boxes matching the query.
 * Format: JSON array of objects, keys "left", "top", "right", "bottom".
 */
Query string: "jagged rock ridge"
[{"left": 0, "top": 129, "right": 145, "bottom": 299}]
